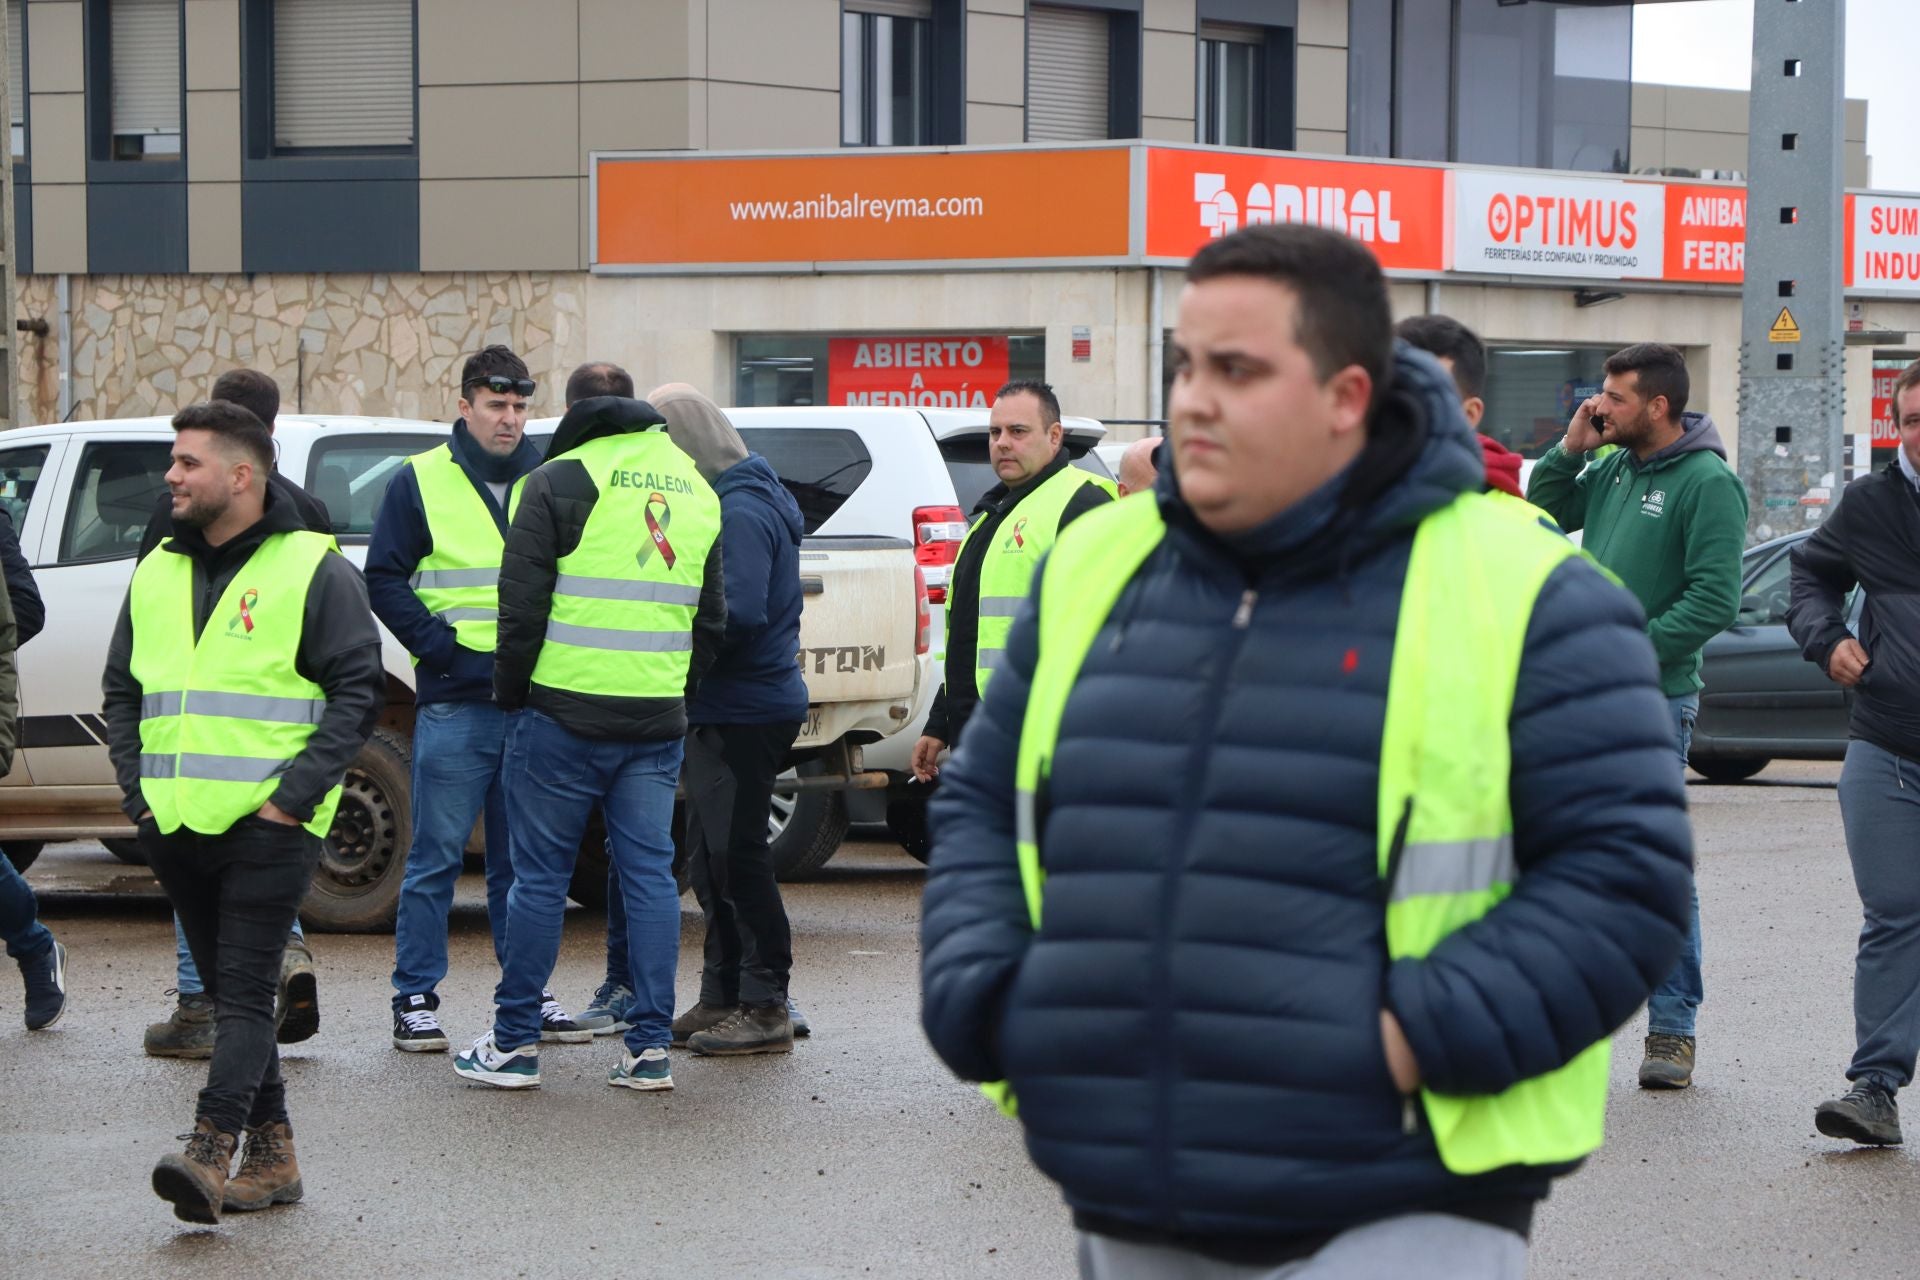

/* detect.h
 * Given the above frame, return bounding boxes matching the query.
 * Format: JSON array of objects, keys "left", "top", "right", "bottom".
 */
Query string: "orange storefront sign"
[
  {"left": 1662, "top": 184, "right": 1747, "bottom": 284},
  {"left": 594, "top": 149, "right": 1132, "bottom": 270},
  {"left": 1143, "top": 147, "right": 1448, "bottom": 272}
]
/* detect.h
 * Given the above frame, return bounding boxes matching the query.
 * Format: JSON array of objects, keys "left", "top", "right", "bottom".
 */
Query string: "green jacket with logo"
[{"left": 1527, "top": 412, "right": 1748, "bottom": 696}]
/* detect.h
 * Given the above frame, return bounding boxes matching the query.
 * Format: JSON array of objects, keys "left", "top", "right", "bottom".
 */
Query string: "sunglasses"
[{"left": 464, "top": 375, "right": 537, "bottom": 397}]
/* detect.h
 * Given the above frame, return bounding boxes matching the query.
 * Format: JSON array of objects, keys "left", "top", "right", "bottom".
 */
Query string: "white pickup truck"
[{"left": 0, "top": 414, "right": 927, "bottom": 928}]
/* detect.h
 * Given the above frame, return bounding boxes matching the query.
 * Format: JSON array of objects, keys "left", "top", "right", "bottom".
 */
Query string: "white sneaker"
[
  {"left": 607, "top": 1046, "right": 673, "bottom": 1092},
  {"left": 452, "top": 1031, "right": 540, "bottom": 1089}
]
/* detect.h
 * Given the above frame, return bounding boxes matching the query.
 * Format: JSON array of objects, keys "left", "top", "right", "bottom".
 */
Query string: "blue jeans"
[
  {"left": 390, "top": 700, "right": 513, "bottom": 1009},
  {"left": 1837, "top": 740, "right": 1920, "bottom": 1092},
  {"left": 0, "top": 849, "right": 53, "bottom": 961},
  {"left": 1648, "top": 692, "right": 1703, "bottom": 1038},
  {"left": 493, "top": 710, "right": 683, "bottom": 1055},
  {"left": 177, "top": 912, "right": 303, "bottom": 995}
]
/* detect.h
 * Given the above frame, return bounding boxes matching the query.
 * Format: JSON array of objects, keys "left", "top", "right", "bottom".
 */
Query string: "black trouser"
[
  {"left": 142, "top": 816, "right": 320, "bottom": 1135},
  {"left": 686, "top": 722, "right": 802, "bottom": 1008}
]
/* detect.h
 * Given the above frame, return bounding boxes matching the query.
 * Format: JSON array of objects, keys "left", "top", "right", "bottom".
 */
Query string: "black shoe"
[
  {"left": 670, "top": 1001, "right": 737, "bottom": 1047},
  {"left": 1816, "top": 1081, "right": 1903, "bottom": 1146},
  {"left": 20, "top": 939, "right": 66, "bottom": 1030},
  {"left": 688, "top": 1002, "right": 795, "bottom": 1056},
  {"left": 1638, "top": 1034, "right": 1695, "bottom": 1090},
  {"left": 275, "top": 935, "right": 319, "bottom": 1046},
  {"left": 392, "top": 992, "right": 449, "bottom": 1053}
]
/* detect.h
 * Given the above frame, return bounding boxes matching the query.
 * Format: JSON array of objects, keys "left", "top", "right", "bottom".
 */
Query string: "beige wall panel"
[
  {"left": 30, "top": 184, "right": 84, "bottom": 272},
  {"left": 706, "top": 0, "right": 838, "bottom": 92},
  {"left": 1846, "top": 97, "right": 1867, "bottom": 143},
  {"left": 186, "top": 90, "right": 240, "bottom": 183},
  {"left": 187, "top": 182, "right": 242, "bottom": 273},
  {"left": 1663, "top": 86, "right": 1747, "bottom": 136},
  {"left": 184, "top": 0, "right": 241, "bottom": 91},
  {"left": 1294, "top": 44, "right": 1347, "bottom": 134},
  {"left": 581, "top": 79, "right": 697, "bottom": 157},
  {"left": 1142, "top": 29, "right": 1195, "bottom": 124},
  {"left": 1630, "top": 84, "right": 1664, "bottom": 129},
  {"left": 1628, "top": 126, "right": 1665, "bottom": 173},
  {"left": 1144, "top": 0, "right": 1195, "bottom": 33},
  {"left": 1660, "top": 128, "right": 1749, "bottom": 174},
  {"left": 25, "top": 92, "right": 82, "bottom": 184},
  {"left": 1294, "top": 127, "right": 1345, "bottom": 156},
  {"left": 966, "top": 11, "right": 1026, "bottom": 109},
  {"left": 968, "top": 0, "right": 1025, "bottom": 15},
  {"left": 965, "top": 101, "right": 1023, "bottom": 145},
  {"left": 421, "top": 177, "right": 581, "bottom": 271},
  {"left": 1846, "top": 148, "right": 1870, "bottom": 191},
  {"left": 419, "top": 0, "right": 579, "bottom": 85},
  {"left": 1143, "top": 115, "right": 1195, "bottom": 142},
  {"left": 705, "top": 82, "right": 837, "bottom": 151},
  {"left": 581, "top": 0, "right": 699, "bottom": 82},
  {"left": 25, "top": 1, "right": 82, "bottom": 93},
  {"left": 420, "top": 84, "right": 580, "bottom": 180},
  {"left": 1297, "top": 0, "right": 1347, "bottom": 48}
]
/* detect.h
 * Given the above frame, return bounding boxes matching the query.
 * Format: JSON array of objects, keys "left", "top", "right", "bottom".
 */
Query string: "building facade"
[{"left": 3, "top": 0, "right": 1913, "bottom": 479}]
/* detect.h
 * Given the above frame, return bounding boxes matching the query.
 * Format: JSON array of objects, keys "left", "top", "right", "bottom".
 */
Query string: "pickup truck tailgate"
[{"left": 794, "top": 536, "right": 919, "bottom": 747}]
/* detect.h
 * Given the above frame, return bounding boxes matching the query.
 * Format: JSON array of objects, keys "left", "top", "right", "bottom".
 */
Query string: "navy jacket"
[
  {"left": 365, "top": 420, "right": 543, "bottom": 705},
  {"left": 921, "top": 348, "right": 1693, "bottom": 1254},
  {"left": 687, "top": 453, "right": 810, "bottom": 726}
]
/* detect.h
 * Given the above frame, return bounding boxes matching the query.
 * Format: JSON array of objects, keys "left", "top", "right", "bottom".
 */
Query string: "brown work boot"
[
  {"left": 669, "top": 1001, "right": 736, "bottom": 1047},
  {"left": 1638, "top": 1034, "right": 1696, "bottom": 1090},
  {"left": 687, "top": 1002, "right": 795, "bottom": 1056},
  {"left": 223, "top": 1121, "right": 303, "bottom": 1212},
  {"left": 151, "top": 1117, "right": 237, "bottom": 1224},
  {"left": 144, "top": 990, "right": 215, "bottom": 1059}
]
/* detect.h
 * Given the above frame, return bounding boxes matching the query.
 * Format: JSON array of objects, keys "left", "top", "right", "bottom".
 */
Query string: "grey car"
[{"left": 1688, "top": 530, "right": 1860, "bottom": 782}]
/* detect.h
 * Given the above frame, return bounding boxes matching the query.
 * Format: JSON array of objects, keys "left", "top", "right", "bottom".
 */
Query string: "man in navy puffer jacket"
[{"left": 921, "top": 224, "right": 1693, "bottom": 1278}]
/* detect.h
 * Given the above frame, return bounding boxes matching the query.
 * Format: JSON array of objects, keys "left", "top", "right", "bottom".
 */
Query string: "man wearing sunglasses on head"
[{"left": 367, "top": 345, "right": 586, "bottom": 1052}]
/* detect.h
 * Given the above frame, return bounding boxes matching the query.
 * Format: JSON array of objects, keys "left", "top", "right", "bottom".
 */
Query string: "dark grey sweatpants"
[{"left": 1839, "top": 739, "right": 1920, "bottom": 1092}]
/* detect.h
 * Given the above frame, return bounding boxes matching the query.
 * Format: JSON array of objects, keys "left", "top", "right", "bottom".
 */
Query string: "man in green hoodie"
[{"left": 1527, "top": 342, "right": 1747, "bottom": 1092}]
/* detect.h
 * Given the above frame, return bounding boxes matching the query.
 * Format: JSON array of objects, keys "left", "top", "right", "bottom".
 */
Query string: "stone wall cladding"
[{"left": 10, "top": 272, "right": 589, "bottom": 426}]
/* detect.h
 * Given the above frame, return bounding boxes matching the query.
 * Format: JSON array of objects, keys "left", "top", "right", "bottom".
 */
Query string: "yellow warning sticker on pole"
[{"left": 1769, "top": 307, "right": 1802, "bottom": 343}]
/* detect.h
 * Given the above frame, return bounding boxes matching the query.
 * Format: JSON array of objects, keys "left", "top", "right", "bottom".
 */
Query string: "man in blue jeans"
[
  {"left": 367, "top": 346, "right": 584, "bottom": 1052},
  {"left": 455, "top": 365, "right": 724, "bottom": 1092}
]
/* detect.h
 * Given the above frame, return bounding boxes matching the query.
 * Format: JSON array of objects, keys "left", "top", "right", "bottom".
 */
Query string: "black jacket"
[
  {"left": 921, "top": 349, "right": 1691, "bottom": 1256},
  {"left": 0, "top": 507, "right": 43, "bottom": 645},
  {"left": 923, "top": 450, "right": 1110, "bottom": 746},
  {"left": 1787, "top": 460, "right": 1920, "bottom": 763},
  {"left": 140, "top": 468, "right": 334, "bottom": 560},
  {"left": 494, "top": 396, "right": 727, "bottom": 742},
  {"left": 103, "top": 485, "right": 386, "bottom": 825}
]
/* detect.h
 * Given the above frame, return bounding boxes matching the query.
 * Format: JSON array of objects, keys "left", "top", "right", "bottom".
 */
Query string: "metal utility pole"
[{"left": 1737, "top": 0, "right": 1846, "bottom": 545}]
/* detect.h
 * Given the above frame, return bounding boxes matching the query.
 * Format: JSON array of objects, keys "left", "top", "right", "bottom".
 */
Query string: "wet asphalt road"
[{"left": 4, "top": 762, "right": 1919, "bottom": 1278}]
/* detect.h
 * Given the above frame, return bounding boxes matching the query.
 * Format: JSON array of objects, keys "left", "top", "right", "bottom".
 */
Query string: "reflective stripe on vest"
[
  {"left": 999, "top": 491, "right": 1608, "bottom": 1175},
  {"left": 408, "top": 444, "right": 520, "bottom": 656},
  {"left": 129, "top": 530, "right": 342, "bottom": 839},
  {"left": 529, "top": 432, "right": 720, "bottom": 700},
  {"left": 950, "top": 464, "right": 1116, "bottom": 696}
]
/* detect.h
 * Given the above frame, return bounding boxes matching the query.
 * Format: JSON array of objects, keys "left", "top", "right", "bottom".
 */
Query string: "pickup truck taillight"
[
  {"left": 914, "top": 566, "right": 931, "bottom": 656},
  {"left": 912, "top": 504, "right": 967, "bottom": 605}
]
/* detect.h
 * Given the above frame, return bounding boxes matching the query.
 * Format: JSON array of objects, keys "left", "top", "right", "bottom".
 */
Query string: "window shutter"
[
  {"left": 8, "top": 0, "right": 23, "bottom": 128},
  {"left": 274, "top": 0, "right": 413, "bottom": 149},
  {"left": 111, "top": 0, "right": 181, "bottom": 137},
  {"left": 1026, "top": 5, "right": 1108, "bottom": 142},
  {"left": 845, "top": 0, "right": 932, "bottom": 16}
]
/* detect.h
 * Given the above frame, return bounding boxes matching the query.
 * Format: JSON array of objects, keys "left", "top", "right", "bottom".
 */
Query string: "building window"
[
  {"left": 108, "top": 0, "right": 181, "bottom": 160},
  {"left": 1027, "top": 4, "right": 1119, "bottom": 142},
  {"left": 271, "top": 0, "right": 413, "bottom": 151},
  {"left": 842, "top": 1, "right": 933, "bottom": 147},
  {"left": 1197, "top": 24, "right": 1262, "bottom": 148},
  {"left": 8, "top": 0, "right": 24, "bottom": 158}
]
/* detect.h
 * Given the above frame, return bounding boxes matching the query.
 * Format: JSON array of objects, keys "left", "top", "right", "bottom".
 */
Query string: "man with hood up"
[
  {"left": 455, "top": 365, "right": 724, "bottom": 1094},
  {"left": 1527, "top": 341, "right": 1748, "bottom": 1092}
]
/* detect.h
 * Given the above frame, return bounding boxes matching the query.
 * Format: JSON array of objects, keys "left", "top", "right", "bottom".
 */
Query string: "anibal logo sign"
[{"left": 1193, "top": 173, "right": 1403, "bottom": 244}]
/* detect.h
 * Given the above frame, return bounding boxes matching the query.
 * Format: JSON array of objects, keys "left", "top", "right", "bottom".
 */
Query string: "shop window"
[
  {"left": 106, "top": 0, "right": 182, "bottom": 160},
  {"left": 269, "top": 0, "right": 414, "bottom": 151},
  {"left": 1481, "top": 345, "right": 1613, "bottom": 460},
  {"left": 842, "top": 1, "right": 933, "bottom": 147},
  {"left": 735, "top": 334, "right": 1047, "bottom": 409}
]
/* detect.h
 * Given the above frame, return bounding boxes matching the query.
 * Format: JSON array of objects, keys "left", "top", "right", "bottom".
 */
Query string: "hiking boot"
[
  {"left": 151, "top": 1117, "right": 237, "bottom": 1224},
  {"left": 787, "top": 996, "right": 811, "bottom": 1039},
  {"left": 607, "top": 1046, "right": 673, "bottom": 1092},
  {"left": 670, "top": 1000, "right": 735, "bottom": 1047},
  {"left": 223, "top": 1121, "right": 303, "bottom": 1211},
  {"left": 1816, "top": 1081, "right": 1903, "bottom": 1146},
  {"left": 1638, "top": 1034, "right": 1695, "bottom": 1090},
  {"left": 145, "top": 990, "right": 215, "bottom": 1059},
  {"left": 20, "top": 939, "right": 67, "bottom": 1030},
  {"left": 392, "top": 993, "right": 449, "bottom": 1053},
  {"left": 576, "top": 982, "right": 635, "bottom": 1036},
  {"left": 275, "top": 936, "right": 319, "bottom": 1046},
  {"left": 539, "top": 990, "right": 591, "bottom": 1044},
  {"left": 452, "top": 1031, "right": 540, "bottom": 1089},
  {"left": 688, "top": 1002, "right": 794, "bottom": 1056}
]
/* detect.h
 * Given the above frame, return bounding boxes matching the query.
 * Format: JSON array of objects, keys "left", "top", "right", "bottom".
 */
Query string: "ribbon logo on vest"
[
  {"left": 227, "top": 589, "right": 259, "bottom": 637},
  {"left": 637, "top": 493, "right": 677, "bottom": 571},
  {"left": 1002, "top": 517, "right": 1029, "bottom": 552}
]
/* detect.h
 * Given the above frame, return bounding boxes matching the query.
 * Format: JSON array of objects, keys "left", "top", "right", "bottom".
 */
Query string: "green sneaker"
[{"left": 608, "top": 1046, "right": 673, "bottom": 1091}]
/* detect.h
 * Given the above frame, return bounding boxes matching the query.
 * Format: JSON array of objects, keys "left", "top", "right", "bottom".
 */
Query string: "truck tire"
[
  {"left": 1690, "top": 755, "right": 1769, "bottom": 784},
  {"left": 2, "top": 841, "right": 44, "bottom": 873},
  {"left": 771, "top": 788, "right": 848, "bottom": 882},
  {"left": 300, "top": 728, "right": 412, "bottom": 933},
  {"left": 103, "top": 837, "right": 147, "bottom": 866}
]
